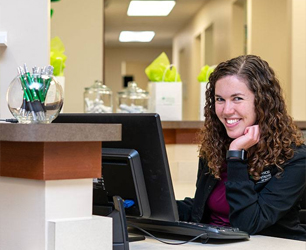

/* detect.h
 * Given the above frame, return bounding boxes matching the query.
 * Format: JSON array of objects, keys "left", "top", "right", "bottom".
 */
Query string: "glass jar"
[
  {"left": 84, "top": 80, "right": 113, "bottom": 113},
  {"left": 6, "top": 72, "right": 64, "bottom": 124},
  {"left": 117, "top": 81, "right": 149, "bottom": 113}
]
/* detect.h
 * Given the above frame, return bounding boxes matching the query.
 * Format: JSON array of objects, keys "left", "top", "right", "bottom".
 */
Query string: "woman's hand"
[{"left": 229, "top": 125, "right": 260, "bottom": 151}]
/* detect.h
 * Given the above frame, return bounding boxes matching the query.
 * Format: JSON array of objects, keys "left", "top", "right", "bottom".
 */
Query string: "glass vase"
[{"left": 6, "top": 74, "right": 64, "bottom": 124}]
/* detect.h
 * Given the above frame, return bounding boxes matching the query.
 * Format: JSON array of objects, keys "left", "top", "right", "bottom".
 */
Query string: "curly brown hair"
[{"left": 199, "top": 55, "right": 304, "bottom": 180}]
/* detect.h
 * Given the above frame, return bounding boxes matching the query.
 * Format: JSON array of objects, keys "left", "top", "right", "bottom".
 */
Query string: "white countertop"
[{"left": 129, "top": 235, "right": 306, "bottom": 250}]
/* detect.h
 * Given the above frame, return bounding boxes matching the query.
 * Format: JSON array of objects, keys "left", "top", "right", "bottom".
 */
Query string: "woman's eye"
[
  {"left": 233, "top": 97, "right": 243, "bottom": 101},
  {"left": 215, "top": 97, "right": 224, "bottom": 102}
]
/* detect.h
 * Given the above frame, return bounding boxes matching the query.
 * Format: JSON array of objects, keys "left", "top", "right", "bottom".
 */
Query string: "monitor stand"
[{"left": 93, "top": 196, "right": 145, "bottom": 250}]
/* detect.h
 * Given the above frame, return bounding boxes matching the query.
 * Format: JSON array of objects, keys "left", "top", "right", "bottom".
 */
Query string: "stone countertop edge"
[
  {"left": 0, "top": 123, "right": 122, "bottom": 142},
  {"left": 161, "top": 121, "right": 204, "bottom": 129}
]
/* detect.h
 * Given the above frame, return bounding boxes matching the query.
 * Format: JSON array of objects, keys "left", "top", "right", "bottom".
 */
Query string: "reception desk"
[{"left": 0, "top": 123, "right": 121, "bottom": 250}]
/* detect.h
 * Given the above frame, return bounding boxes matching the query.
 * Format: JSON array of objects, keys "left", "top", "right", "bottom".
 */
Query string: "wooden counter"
[
  {"left": 162, "top": 121, "right": 203, "bottom": 144},
  {"left": 162, "top": 120, "right": 306, "bottom": 144},
  {"left": 0, "top": 123, "right": 121, "bottom": 180}
]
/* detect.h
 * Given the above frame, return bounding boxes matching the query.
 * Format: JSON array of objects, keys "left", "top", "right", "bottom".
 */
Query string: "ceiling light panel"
[
  {"left": 127, "top": 1, "right": 176, "bottom": 16},
  {"left": 119, "top": 31, "right": 155, "bottom": 42}
]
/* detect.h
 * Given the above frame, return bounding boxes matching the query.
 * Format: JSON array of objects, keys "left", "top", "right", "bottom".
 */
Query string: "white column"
[{"left": 0, "top": 177, "right": 112, "bottom": 250}]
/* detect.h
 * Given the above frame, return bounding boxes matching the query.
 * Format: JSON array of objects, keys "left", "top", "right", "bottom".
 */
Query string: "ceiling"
[{"left": 104, "top": 0, "right": 209, "bottom": 47}]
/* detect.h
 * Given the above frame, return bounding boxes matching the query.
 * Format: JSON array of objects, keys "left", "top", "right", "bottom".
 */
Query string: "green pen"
[
  {"left": 23, "top": 64, "right": 45, "bottom": 121},
  {"left": 18, "top": 67, "right": 37, "bottom": 120},
  {"left": 18, "top": 68, "right": 29, "bottom": 117},
  {"left": 19, "top": 67, "right": 33, "bottom": 101},
  {"left": 32, "top": 66, "right": 46, "bottom": 112},
  {"left": 23, "top": 64, "right": 40, "bottom": 102}
]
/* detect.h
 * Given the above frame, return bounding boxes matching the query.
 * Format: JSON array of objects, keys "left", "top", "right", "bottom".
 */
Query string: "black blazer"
[{"left": 177, "top": 144, "right": 306, "bottom": 241}]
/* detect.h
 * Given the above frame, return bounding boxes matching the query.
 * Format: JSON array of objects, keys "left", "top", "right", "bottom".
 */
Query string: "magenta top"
[{"left": 207, "top": 166, "right": 230, "bottom": 226}]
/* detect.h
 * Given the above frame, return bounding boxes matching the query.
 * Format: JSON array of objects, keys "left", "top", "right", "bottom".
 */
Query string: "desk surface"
[{"left": 129, "top": 235, "right": 306, "bottom": 250}]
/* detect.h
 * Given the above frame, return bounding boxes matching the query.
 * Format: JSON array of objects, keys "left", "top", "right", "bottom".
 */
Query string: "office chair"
[{"left": 300, "top": 187, "right": 306, "bottom": 230}]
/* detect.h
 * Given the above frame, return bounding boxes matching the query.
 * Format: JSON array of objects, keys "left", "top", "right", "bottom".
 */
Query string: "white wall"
[
  {"left": 291, "top": 0, "right": 306, "bottom": 120},
  {"left": 51, "top": 0, "right": 103, "bottom": 113},
  {"left": 173, "top": 0, "right": 236, "bottom": 120},
  {"left": 248, "top": 0, "right": 291, "bottom": 107},
  {"left": 0, "top": 0, "right": 50, "bottom": 119}
]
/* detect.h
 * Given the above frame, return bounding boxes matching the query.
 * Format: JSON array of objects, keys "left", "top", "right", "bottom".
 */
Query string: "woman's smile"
[{"left": 225, "top": 118, "right": 241, "bottom": 125}]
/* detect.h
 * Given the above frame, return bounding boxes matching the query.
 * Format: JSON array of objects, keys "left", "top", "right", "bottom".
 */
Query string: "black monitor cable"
[
  {"left": 127, "top": 223, "right": 209, "bottom": 245},
  {"left": 0, "top": 118, "right": 18, "bottom": 123}
]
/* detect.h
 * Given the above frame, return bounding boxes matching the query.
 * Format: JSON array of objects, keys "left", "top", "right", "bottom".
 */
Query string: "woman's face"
[{"left": 214, "top": 75, "right": 256, "bottom": 139}]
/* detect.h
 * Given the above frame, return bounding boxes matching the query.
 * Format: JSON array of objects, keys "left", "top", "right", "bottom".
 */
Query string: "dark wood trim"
[
  {"left": 295, "top": 121, "right": 306, "bottom": 130},
  {"left": 0, "top": 141, "right": 102, "bottom": 180},
  {"left": 162, "top": 120, "right": 306, "bottom": 144}
]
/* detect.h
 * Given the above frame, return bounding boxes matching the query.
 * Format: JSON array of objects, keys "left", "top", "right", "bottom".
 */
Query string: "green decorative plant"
[
  {"left": 50, "top": 37, "right": 66, "bottom": 76},
  {"left": 50, "top": 0, "right": 66, "bottom": 76},
  {"left": 197, "top": 65, "right": 216, "bottom": 82}
]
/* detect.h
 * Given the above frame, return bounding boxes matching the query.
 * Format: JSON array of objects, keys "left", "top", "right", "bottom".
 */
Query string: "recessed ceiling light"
[
  {"left": 127, "top": 1, "right": 176, "bottom": 16},
  {"left": 119, "top": 31, "right": 155, "bottom": 42}
]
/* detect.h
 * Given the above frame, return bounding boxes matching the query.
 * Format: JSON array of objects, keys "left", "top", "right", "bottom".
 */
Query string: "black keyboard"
[{"left": 127, "top": 217, "right": 250, "bottom": 240}]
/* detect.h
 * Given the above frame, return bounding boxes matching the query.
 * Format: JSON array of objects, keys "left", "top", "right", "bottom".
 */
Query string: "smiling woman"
[{"left": 177, "top": 55, "right": 306, "bottom": 241}]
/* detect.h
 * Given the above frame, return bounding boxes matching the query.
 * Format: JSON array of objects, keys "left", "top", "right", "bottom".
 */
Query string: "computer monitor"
[
  {"left": 53, "top": 113, "right": 179, "bottom": 222},
  {"left": 94, "top": 147, "right": 151, "bottom": 219}
]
